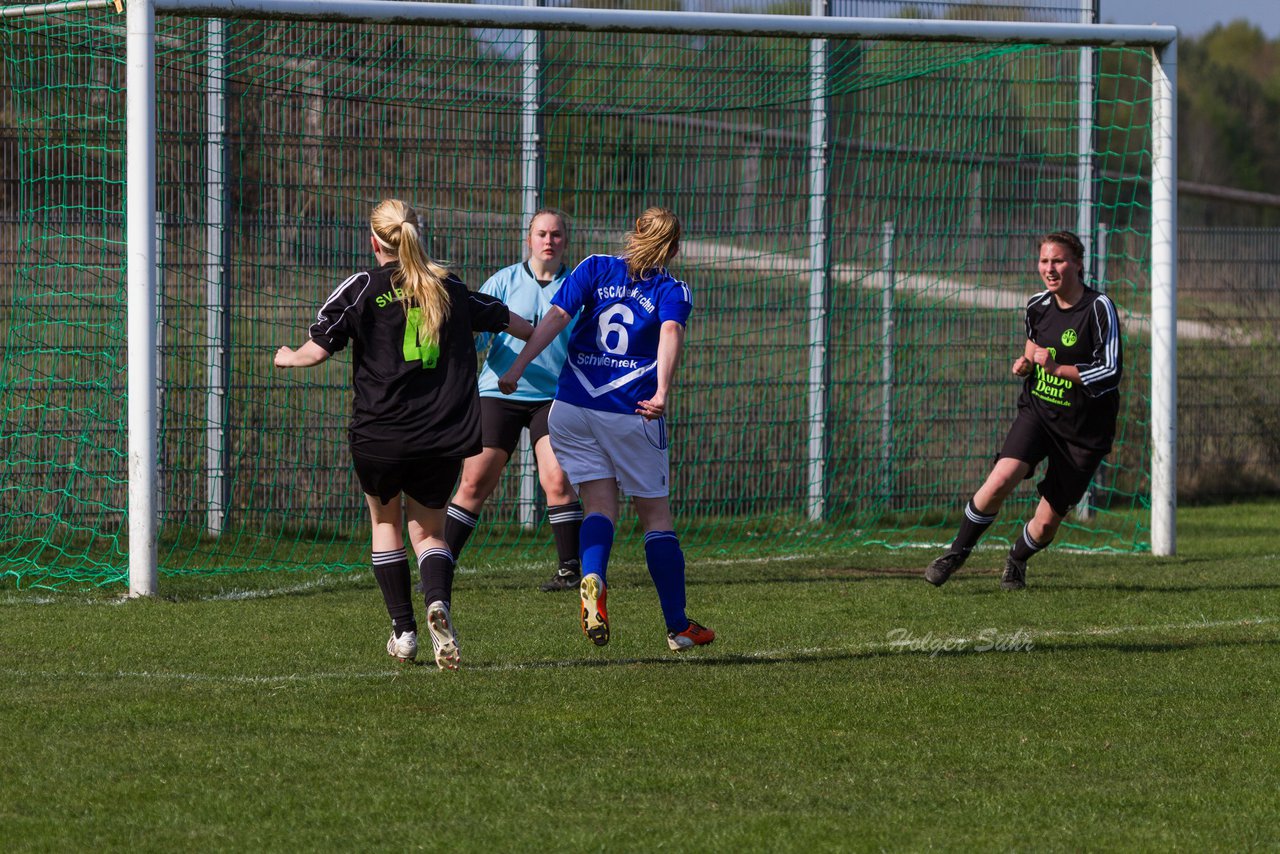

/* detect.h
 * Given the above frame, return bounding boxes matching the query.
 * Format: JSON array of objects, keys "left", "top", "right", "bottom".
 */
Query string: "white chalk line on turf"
[
  {"left": 0, "top": 577, "right": 351, "bottom": 606},
  {"left": 26, "top": 546, "right": 1233, "bottom": 608},
  {"left": 204, "top": 577, "right": 345, "bottom": 601},
  {"left": 738, "top": 615, "right": 1280, "bottom": 663},
  {"left": 477, "top": 615, "right": 1280, "bottom": 670},
  {"left": 2, "top": 615, "right": 1275, "bottom": 683}
]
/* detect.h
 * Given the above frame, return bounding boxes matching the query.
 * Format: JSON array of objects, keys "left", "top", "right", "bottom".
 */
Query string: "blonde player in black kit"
[
  {"left": 925, "top": 230, "right": 1122, "bottom": 590},
  {"left": 275, "top": 199, "right": 533, "bottom": 670}
]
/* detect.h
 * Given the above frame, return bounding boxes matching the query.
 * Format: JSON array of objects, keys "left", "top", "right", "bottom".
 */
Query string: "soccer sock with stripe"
[
  {"left": 1009, "top": 524, "right": 1051, "bottom": 562},
  {"left": 644, "top": 530, "right": 687, "bottom": 632},
  {"left": 419, "top": 547, "right": 456, "bottom": 608},
  {"left": 444, "top": 503, "right": 479, "bottom": 563},
  {"left": 371, "top": 548, "right": 415, "bottom": 637},
  {"left": 579, "top": 513, "right": 614, "bottom": 586},
  {"left": 950, "top": 499, "right": 998, "bottom": 557},
  {"left": 548, "top": 501, "right": 584, "bottom": 570}
]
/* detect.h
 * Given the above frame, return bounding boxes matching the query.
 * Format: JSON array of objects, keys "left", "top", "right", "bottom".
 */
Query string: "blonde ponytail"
[
  {"left": 623, "top": 207, "right": 681, "bottom": 280},
  {"left": 371, "top": 198, "right": 452, "bottom": 348}
]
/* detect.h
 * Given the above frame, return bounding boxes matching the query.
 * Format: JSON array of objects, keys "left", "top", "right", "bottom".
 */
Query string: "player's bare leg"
[
  {"left": 927, "top": 458, "right": 1031, "bottom": 586},
  {"left": 365, "top": 494, "right": 417, "bottom": 662},
  {"left": 536, "top": 435, "right": 583, "bottom": 591},
  {"left": 1002, "top": 497, "right": 1065, "bottom": 591}
]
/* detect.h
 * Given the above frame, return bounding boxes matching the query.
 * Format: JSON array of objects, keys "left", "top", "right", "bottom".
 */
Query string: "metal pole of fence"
[
  {"left": 127, "top": 0, "right": 158, "bottom": 596},
  {"left": 155, "top": 211, "right": 166, "bottom": 524},
  {"left": 805, "top": 0, "right": 829, "bottom": 523},
  {"left": 881, "top": 221, "right": 896, "bottom": 510},
  {"left": 1074, "top": 0, "right": 1100, "bottom": 523},
  {"left": 1094, "top": 222, "right": 1108, "bottom": 291},
  {"left": 206, "top": 17, "right": 229, "bottom": 537},
  {"left": 1076, "top": 220, "right": 1110, "bottom": 518},
  {"left": 516, "top": 0, "right": 542, "bottom": 531},
  {"left": 1076, "top": 0, "right": 1097, "bottom": 264}
]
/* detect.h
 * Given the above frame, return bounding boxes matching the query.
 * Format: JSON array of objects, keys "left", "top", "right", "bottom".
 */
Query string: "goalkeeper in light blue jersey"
[
  {"left": 498, "top": 207, "right": 715, "bottom": 655},
  {"left": 441, "top": 210, "right": 584, "bottom": 592}
]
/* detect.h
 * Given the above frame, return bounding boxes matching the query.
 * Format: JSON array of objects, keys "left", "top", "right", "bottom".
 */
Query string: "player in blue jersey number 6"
[
  {"left": 925, "top": 230, "right": 1123, "bottom": 590},
  {"left": 275, "top": 198, "right": 533, "bottom": 670},
  {"left": 498, "top": 207, "right": 715, "bottom": 653}
]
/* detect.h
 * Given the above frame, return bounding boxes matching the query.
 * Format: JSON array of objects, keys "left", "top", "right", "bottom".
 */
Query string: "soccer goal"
[{"left": 0, "top": 0, "right": 1176, "bottom": 593}]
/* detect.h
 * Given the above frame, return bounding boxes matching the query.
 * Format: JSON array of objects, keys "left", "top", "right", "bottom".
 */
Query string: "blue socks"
[
  {"left": 581, "top": 517, "right": 688, "bottom": 632},
  {"left": 644, "top": 530, "right": 687, "bottom": 632},
  {"left": 579, "top": 513, "right": 614, "bottom": 585}
]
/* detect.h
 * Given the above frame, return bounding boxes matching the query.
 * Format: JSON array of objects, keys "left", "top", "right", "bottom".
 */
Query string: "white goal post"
[{"left": 107, "top": 0, "right": 1176, "bottom": 594}]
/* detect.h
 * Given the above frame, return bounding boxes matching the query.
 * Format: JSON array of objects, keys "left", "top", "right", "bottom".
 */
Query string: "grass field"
[{"left": 2, "top": 500, "right": 1278, "bottom": 851}]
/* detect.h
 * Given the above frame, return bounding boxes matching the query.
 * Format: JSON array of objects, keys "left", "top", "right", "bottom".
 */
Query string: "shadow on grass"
[
  {"left": 422, "top": 568, "right": 939, "bottom": 595},
  {"left": 1044, "top": 581, "right": 1280, "bottom": 594},
  {"left": 680, "top": 567, "right": 954, "bottom": 587},
  {"left": 479, "top": 633, "right": 1280, "bottom": 672},
  {"left": 143, "top": 564, "right": 1279, "bottom": 602},
  {"left": 937, "top": 577, "right": 1280, "bottom": 595}
]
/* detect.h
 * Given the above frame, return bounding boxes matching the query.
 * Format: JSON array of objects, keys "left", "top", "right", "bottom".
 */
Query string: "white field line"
[
  {"left": 11, "top": 547, "right": 1276, "bottom": 608},
  {"left": 10, "top": 548, "right": 1277, "bottom": 608},
  {"left": 1, "top": 615, "right": 1273, "bottom": 684},
  {"left": 1, "top": 577, "right": 351, "bottom": 607},
  {"left": 205, "top": 577, "right": 343, "bottom": 601},
  {"left": 678, "top": 237, "right": 1257, "bottom": 345},
  {"left": 0, "top": 553, "right": 861, "bottom": 608},
  {"left": 485, "top": 615, "right": 1280, "bottom": 670},
  {"left": 1, "top": 569, "right": 539, "bottom": 607}
]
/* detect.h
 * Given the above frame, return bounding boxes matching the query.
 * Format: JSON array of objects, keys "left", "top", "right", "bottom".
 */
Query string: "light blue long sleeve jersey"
[{"left": 475, "top": 261, "right": 574, "bottom": 401}]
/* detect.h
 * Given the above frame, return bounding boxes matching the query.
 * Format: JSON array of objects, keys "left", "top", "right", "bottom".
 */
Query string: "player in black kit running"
[
  {"left": 925, "top": 230, "right": 1123, "bottom": 590},
  {"left": 275, "top": 198, "right": 533, "bottom": 669}
]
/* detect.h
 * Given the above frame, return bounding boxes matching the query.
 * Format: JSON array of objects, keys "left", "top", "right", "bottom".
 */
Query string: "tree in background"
[{"left": 1179, "top": 21, "right": 1280, "bottom": 225}]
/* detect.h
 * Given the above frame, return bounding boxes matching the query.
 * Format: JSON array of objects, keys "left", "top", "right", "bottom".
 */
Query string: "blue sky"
[{"left": 1101, "top": 0, "right": 1280, "bottom": 38}]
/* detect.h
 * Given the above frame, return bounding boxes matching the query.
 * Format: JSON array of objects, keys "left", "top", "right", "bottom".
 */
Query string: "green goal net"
[{"left": 1, "top": 6, "right": 1158, "bottom": 588}]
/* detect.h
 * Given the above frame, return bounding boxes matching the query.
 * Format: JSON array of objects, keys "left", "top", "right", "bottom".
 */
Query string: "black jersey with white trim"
[
  {"left": 1018, "top": 285, "right": 1123, "bottom": 452},
  {"left": 308, "top": 261, "right": 511, "bottom": 458}
]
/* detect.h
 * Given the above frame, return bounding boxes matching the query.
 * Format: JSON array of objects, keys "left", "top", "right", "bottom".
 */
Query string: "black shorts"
[
  {"left": 350, "top": 450, "right": 462, "bottom": 508},
  {"left": 479, "top": 396, "right": 553, "bottom": 456},
  {"left": 997, "top": 409, "right": 1108, "bottom": 517}
]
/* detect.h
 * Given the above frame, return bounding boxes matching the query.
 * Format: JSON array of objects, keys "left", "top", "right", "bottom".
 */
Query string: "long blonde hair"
[
  {"left": 622, "top": 207, "right": 681, "bottom": 280},
  {"left": 371, "top": 198, "right": 451, "bottom": 347}
]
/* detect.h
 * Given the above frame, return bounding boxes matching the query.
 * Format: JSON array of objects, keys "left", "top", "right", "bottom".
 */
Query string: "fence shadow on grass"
[
  {"left": 934, "top": 574, "right": 1280, "bottom": 595},
  {"left": 481, "top": 631, "right": 1280, "bottom": 672},
  {"left": 1043, "top": 580, "right": 1280, "bottom": 594}
]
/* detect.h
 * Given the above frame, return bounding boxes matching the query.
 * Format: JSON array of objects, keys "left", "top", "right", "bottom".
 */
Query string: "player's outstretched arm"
[
  {"left": 505, "top": 311, "right": 535, "bottom": 342},
  {"left": 498, "top": 305, "right": 571, "bottom": 393},
  {"left": 275, "top": 340, "right": 331, "bottom": 368}
]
